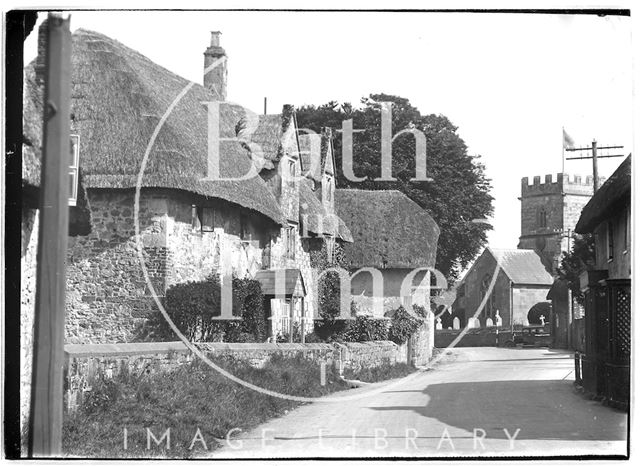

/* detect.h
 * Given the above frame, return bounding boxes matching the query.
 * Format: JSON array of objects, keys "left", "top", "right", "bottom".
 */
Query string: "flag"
[{"left": 563, "top": 128, "right": 575, "bottom": 150}]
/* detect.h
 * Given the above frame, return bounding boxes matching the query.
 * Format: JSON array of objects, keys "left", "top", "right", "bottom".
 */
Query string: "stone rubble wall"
[{"left": 63, "top": 340, "right": 409, "bottom": 411}]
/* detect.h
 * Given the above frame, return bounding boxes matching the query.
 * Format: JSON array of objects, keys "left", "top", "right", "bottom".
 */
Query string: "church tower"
[{"left": 518, "top": 173, "right": 601, "bottom": 274}]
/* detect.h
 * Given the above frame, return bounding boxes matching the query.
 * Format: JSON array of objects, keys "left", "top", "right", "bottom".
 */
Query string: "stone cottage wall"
[
  {"left": 164, "top": 192, "right": 270, "bottom": 285},
  {"left": 64, "top": 188, "right": 275, "bottom": 345},
  {"left": 65, "top": 190, "right": 171, "bottom": 344}
]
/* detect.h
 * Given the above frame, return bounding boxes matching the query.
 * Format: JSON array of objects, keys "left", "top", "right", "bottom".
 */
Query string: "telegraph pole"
[
  {"left": 28, "top": 13, "right": 72, "bottom": 457},
  {"left": 565, "top": 139, "right": 625, "bottom": 193}
]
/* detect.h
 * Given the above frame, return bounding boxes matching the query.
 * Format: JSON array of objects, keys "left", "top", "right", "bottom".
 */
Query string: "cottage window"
[
  {"left": 624, "top": 205, "right": 630, "bottom": 253},
  {"left": 68, "top": 134, "right": 80, "bottom": 206},
  {"left": 324, "top": 174, "right": 334, "bottom": 205},
  {"left": 240, "top": 214, "right": 251, "bottom": 241},
  {"left": 192, "top": 205, "right": 215, "bottom": 232},
  {"left": 191, "top": 205, "right": 201, "bottom": 231},
  {"left": 608, "top": 220, "right": 615, "bottom": 261},
  {"left": 283, "top": 157, "right": 296, "bottom": 185},
  {"left": 285, "top": 223, "right": 297, "bottom": 259}
]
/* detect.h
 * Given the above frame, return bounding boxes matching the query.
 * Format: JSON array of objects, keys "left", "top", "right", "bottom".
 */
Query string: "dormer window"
[
  {"left": 285, "top": 157, "right": 296, "bottom": 184},
  {"left": 324, "top": 174, "right": 333, "bottom": 205},
  {"left": 69, "top": 134, "right": 80, "bottom": 206}
]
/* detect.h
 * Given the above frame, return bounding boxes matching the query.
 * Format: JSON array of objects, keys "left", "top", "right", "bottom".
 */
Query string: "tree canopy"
[
  {"left": 556, "top": 233, "right": 596, "bottom": 305},
  {"left": 296, "top": 94, "right": 494, "bottom": 281}
]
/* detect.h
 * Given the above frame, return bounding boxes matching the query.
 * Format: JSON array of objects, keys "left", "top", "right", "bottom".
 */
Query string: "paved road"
[{"left": 212, "top": 347, "right": 628, "bottom": 458}]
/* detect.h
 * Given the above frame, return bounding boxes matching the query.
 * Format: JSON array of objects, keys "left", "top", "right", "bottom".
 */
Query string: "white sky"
[{"left": 23, "top": 9, "right": 634, "bottom": 250}]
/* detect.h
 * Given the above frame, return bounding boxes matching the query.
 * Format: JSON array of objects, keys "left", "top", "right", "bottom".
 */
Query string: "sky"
[{"left": 23, "top": 10, "right": 634, "bottom": 251}]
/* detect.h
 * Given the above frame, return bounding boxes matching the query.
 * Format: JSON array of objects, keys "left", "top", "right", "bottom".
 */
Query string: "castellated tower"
[{"left": 518, "top": 173, "right": 603, "bottom": 274}]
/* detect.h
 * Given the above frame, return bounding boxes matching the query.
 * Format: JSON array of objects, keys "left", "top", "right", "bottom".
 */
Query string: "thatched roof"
[
  {"left": 334, "top": 189, "right": 440, "bottom": 269},
  {"left": 248, "top": 114, "right": 283, "bottom": 165},
  {"left": 22, "top": 29, "right": 284, "bottom": 225},
  {"left": 299, "top": 179, "right": 353, "bottom": 242},
  {"left": 298, "top": 131, "right": 333, "bottom": 183},
  {"left": 575, "top": 155, "right": 631, "bottom": 233},
  {"left": 22, "top": 65, "right": 43, "bottom": 188}
]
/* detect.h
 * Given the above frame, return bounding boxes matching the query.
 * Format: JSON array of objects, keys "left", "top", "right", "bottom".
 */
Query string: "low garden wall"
[
  {"left": 64, "top": 340, "right": 407, "bottom": 411},
  {"left": 434, "top": 328, "right": 514, "bottom": 348}
]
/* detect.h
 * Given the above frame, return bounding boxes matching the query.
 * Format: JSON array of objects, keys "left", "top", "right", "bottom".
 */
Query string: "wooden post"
[
  {"left": 592, "top": 140, "right": 599, "bottom": 193},
  {"left": 289, "top": 298, "right": 294, "bottom": 343},
  {"left": 300, "top": 298, "right": 305, "bottom": 344},
  {"left": 28, "top": 13, "right": 72, "bottom": 457}
]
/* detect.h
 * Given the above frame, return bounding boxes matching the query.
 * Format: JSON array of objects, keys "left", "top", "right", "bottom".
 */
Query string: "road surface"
[{"left": 212, "top": 347, "right": 628, "bottom": 458}]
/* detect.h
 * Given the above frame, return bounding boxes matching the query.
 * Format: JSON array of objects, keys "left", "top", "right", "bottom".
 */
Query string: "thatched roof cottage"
[
  {"left": 22, "top": 27, "right": 316, "bottom": 344},
  {"left": 334, "top": 189, "right": 440, "bottom": 316}
]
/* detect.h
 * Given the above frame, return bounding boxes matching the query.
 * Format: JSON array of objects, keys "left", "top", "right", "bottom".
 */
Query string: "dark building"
[{"left": 575, "top": 155, "right": 631, "bottom": 409}]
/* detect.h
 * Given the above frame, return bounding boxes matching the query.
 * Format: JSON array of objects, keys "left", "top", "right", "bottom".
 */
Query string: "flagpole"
[{"left": 561, "top": 126, "right": 565, "bottom": 175}]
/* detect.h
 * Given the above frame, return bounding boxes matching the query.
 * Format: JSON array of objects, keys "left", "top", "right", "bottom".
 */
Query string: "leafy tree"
[
  {"left": 556, "top": 233, "right": 596, "bottom": 305},
  {"left": 296, "top": 94, "right": 493, "bottom": 282}
]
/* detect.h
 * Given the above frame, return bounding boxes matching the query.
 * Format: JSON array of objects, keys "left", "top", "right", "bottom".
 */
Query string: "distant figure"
[
  {"left": 436, "top": 317, "right": 443, "bottom": 330},
  {"left": 495, "top": 310, "right": 503, "bottom": 327},
  {"left": 453, "top": 317, "right": 460, "bottom": 330}
]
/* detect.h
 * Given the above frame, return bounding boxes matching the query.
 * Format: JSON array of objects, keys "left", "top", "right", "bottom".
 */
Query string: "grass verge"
[
  {"left": 63, "top": 354, "right": 346, "bottom": 458},
  {"left": 342, "top": 360, "right": 417, "bottom": 383}
]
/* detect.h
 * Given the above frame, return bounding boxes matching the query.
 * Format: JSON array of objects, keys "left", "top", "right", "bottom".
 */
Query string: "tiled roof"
[
  {"left": 254, "top": 269, "right": 305, "bottom": 297},
  {"left": 490, "top": 248, "right": 553, "bottom": 286}
]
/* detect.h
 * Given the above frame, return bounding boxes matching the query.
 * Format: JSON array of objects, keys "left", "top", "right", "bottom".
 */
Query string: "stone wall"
[
  {"left": 65, "top": 190, "right": 173, "bottom": 344},
  {"left": 435, "top": 328, "right": 514, "bottom": 348},
  {"left": 408, "top": 312, "right": 434, "bottom": 365},
  {"left": 63, "top": 188, "right": 277, "bottom": 344},
  {"left": 63, "top": 340, "right": 409, "bottom": 411}
]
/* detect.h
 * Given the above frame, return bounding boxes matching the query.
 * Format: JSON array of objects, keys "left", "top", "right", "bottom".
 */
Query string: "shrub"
[
  {"left": 142, "top": 274, "right": 266, "bottom": 342},
  {"left": 303, "top": 332, "right": 323, "bottom": 343},
  {"left": 388, "top": 305, "right": 427, "bottom": 344},
  {"left": 81, "top": 371, "right": 121, "bottom": 416},
  {"left": 232, "top": 276, "right": 267, "bottom": 342},
  {"left": 313, "top": 318, "right": 351, "bottom": 342},
  {"left": 342, "top": 316, "right": 390, "bottom": 342}
]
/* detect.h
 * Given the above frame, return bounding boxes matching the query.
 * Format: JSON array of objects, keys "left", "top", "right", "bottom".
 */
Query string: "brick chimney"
[{"left": 203, "top": 31, "right": 227, "bottom": 100}]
